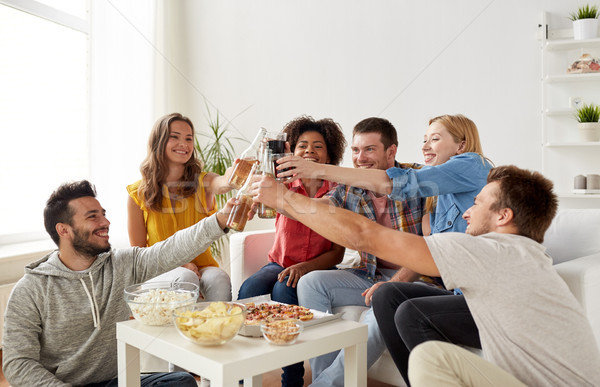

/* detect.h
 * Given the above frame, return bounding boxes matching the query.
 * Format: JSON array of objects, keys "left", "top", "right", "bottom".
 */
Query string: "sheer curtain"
[{"left": 89, "top": 0, "right": 165, "bottom": 248}]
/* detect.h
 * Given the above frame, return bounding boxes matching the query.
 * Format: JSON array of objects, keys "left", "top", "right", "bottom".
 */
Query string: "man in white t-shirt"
[{"left": 252, "top": 165, "right": 600, "bottom": 386}]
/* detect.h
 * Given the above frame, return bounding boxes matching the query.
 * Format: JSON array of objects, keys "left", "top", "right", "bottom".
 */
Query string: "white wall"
[
  {"left": 164, "top": 0, "right": 575, "bottom": 167},
  {"left": 90, "top": 0, "right": 595, "bottom": 247}
]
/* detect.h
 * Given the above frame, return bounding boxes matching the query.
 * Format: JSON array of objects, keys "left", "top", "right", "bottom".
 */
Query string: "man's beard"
[{"left": 72, "top": 228, "right": 111, "bottom": 258}]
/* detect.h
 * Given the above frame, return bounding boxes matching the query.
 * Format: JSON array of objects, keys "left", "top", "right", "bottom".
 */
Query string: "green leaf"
[
  {"left": 569, "top": 4, "right": 599, "bottom": 20},
  {"left": 575, "top": 103, "right": 600, "bottom": 122}
]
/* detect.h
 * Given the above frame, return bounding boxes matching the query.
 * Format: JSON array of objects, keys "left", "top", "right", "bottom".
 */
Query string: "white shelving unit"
[{"left": 540, "top": 12, "right": 600, "bottom": 205}]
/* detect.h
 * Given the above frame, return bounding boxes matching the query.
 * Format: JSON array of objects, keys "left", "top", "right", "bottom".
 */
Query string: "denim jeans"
[
  {"left": 238, "top": 262, "right": 299, "bottom": 304},
  {"left": 296, "top": 269, "right": 396, "bottom": 387},
  {"left": 371, "top": 282, "right": 480, "bottom": 386},
  {"left": 85, "top": 372, "right": 197, "bottom": 387},
  {"left": 238, "top": 261, "right": 303, "bottom": 387}
]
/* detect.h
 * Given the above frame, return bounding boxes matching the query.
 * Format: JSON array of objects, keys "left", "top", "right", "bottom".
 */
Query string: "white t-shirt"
[{"left": 426, "top": 232, "right": 600, "bottom": 386}]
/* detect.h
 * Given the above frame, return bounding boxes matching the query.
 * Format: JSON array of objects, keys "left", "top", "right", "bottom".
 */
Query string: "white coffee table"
[{"left": 117, "top": 318, "right": 367, "bottom": 387}]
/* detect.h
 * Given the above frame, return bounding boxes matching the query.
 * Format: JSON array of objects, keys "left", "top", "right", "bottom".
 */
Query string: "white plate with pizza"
[{"left": 237, "top": 295, "right": 342, "bottom": 337}]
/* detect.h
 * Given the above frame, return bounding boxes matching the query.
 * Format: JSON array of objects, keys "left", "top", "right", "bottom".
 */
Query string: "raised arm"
[
  {"left": 132, "top": 199, "right": 233, "bottom": 283},
  {"left": 276, "top": 156, "right": 393, "bottom": 195},
  {"left": 252, "top": 175, "right": 438, "bottom": 276},
  {"left": 204, "top": 166, "right": 235, "bottom": 196}
]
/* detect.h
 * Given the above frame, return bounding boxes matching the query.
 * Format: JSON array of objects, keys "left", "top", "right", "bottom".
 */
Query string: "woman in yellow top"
[{"left": 127, "top": 112, "right": 234, "bottom": 301}]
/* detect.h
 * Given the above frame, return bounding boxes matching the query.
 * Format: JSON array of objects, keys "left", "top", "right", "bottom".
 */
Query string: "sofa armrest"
[
  {"left": 554, "top": 252, "right": 600, "bottom": 349},
  {"left": 229, "top": 229, "right": 276, "bottom": 300}
]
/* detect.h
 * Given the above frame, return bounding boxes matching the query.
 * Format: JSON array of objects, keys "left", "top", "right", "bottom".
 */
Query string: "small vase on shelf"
[
  {"left": 575, "top": 103, "right": 600, "bottom": 142},
  {"left": 570, "top": 4, "right": 599, "bottom": 40}
]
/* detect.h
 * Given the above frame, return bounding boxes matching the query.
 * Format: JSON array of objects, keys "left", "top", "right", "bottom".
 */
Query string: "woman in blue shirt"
[{"left": 386, "top": 114, "right": 492, "bottom": 234}]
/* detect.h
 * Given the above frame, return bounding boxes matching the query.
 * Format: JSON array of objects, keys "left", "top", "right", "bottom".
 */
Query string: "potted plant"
[
  {"left": 195, "top": 102, "right": 249, "bottom": 261},
  {"left": 575, "top": 103, "right": 600, "bottom": 141},
  {"left": 570, "top": 4, "right": 599, "bottom": 40}
]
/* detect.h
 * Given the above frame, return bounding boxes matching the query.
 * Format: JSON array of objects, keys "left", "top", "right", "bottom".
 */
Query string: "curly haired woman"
[{"left": 238, "top": 115, "right": 347, "bottom": 387}]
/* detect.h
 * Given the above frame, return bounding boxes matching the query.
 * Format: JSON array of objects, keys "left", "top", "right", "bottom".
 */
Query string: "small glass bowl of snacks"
[
  {"left": 173, "top": 302, "right": 247, "bottom": 346},
  {"left": 261, "top": 319, "right": 303, "bottom": 345},
  {"left": 124, "top": 281, "right": 198, "bottom": 326}
]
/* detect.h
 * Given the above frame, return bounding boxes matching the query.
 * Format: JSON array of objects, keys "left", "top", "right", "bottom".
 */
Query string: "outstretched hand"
[
  {"left": 216, "top": 197, "right": 237, "bottom": 230},
  {"left": 250, "top": 175, "right": 288, "bottom": 210},
  {"left": 275, "top": 155, "right": 323, "bottom": 182}
]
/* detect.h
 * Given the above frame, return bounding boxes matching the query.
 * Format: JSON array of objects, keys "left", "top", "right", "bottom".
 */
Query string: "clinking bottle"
[
  {"left": 257, "top": 144, "right": 277, "bottom": 219},
  {"left": 226, "top": 162, "right": 259, "bottom": 232},
  {"left": 227, "top": 127, "right": 266, "bottom": 190}
]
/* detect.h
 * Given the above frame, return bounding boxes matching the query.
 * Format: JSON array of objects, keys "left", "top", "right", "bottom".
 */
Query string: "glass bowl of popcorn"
[
  {"left": 261, "top": 319, "right": 303, "bottom": 345},
  {"left": 173, "top": 302, "right": 247, "bottom": 346},
  {"left": 124, "top": 281, "right": 199, "bottom": 326}
]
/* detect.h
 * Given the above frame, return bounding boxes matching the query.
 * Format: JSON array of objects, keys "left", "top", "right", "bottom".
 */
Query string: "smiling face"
[
  {"left": 351, "top": 132, "right": 396, "bottom": 170},
  {"left": 294, "top": 131, "right": 329, "bottom": 164},
  {"left": 463, "top": 182, "right": 500, "bottom": 236},
  {"left": 422, "top": 121, "right": 465, "bottom": 166},
  {"left": 164, "top": 120, "right": 194, "bottom": 166},
  {"left": 65, "top": 196, "right": 111, "bottom": 257}
]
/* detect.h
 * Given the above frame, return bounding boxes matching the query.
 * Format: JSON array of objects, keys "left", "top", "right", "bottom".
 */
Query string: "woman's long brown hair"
[{"left": 137, "top": 113, "right": 203, "bottom": 211}]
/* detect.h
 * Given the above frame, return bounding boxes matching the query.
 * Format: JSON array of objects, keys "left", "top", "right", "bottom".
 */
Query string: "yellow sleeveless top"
[{"left": 126, "top": 172, "right": 218, "bottom": 268}]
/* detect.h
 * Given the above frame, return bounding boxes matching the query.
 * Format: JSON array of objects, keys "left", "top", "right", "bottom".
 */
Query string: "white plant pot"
[
  {"left": 578, "top": 122, "right": 600, "bottom": 142},
  {"left": 573, "top": 18, "right": 599, "bottom": 40}
]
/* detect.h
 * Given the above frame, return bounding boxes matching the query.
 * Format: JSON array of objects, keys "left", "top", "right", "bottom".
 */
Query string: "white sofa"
[{"left": 229, "top": 209, "right": 600, "bottom": 386}]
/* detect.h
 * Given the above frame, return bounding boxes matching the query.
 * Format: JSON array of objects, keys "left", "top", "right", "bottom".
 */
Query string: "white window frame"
[
  {"left": 0, "top": 0, "right": 88, "bottom": 33},
  {"left": 0, "top": 0, "right": 90, "bottom": 247}
]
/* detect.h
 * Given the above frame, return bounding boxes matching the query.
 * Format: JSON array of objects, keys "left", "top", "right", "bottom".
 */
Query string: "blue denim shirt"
[{"left": 386, "top": 152, "right": 492, "bottom": 234}]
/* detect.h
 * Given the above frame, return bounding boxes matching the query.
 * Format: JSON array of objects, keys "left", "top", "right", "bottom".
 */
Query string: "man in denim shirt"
[{"left": 296, "top": 117, "right": 429, "bottom": 386}]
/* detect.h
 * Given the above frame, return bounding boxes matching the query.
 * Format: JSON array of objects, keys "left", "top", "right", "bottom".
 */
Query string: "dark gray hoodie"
[{"left": 2, "top": 214, "right": 225, "bottom": 386}]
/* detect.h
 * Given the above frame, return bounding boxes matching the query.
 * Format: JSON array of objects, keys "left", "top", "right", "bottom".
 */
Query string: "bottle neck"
[{"left": 241, "top": 127, "right": 267, "bottom": 160}]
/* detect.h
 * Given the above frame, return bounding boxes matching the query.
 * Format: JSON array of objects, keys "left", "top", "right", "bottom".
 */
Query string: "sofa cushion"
[{"left": 543, "top": 209, "right": 600, "bottom": 264}]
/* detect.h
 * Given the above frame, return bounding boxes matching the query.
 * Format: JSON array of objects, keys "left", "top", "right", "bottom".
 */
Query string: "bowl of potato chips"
[{"left": 173, "top": 301, "right": 247, "bottom": 346}]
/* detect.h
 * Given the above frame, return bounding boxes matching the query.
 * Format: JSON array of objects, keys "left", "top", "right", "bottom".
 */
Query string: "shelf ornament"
[
  {"left": 567, "top": 53, "right": 600, "bottom": 73},
  {"left": 574, "top": 103, "right": 600, "bottom": 141}
]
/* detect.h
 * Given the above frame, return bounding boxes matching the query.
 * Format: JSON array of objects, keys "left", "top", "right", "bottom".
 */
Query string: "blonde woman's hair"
[
  {"left": 138, "top": 113, "right": 203, "bottom": 211},
  {"left": 428, "top": 114, "right": 484, "bottom": 156},
  {"left": 425, "top": 114, "right": 490, "bottom": 214}
]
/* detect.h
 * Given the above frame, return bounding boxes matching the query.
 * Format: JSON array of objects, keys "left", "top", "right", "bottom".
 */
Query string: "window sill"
[{"left": 0, "top": 239, "right": 55, "bottom": 285}]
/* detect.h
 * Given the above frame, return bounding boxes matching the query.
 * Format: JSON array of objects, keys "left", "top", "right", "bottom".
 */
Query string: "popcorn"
[{"left": 127, "top": 288, "right": 195, "bottom": 326}]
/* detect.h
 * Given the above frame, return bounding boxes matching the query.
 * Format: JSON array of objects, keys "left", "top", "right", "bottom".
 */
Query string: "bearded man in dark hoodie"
[{"left": 2, "top": 180, "right": 233, "bottom": 386}]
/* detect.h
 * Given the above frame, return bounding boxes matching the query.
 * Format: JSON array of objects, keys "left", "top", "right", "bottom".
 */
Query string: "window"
[{"left": 0, "top": 1, "right": 89, "bottom": 243}]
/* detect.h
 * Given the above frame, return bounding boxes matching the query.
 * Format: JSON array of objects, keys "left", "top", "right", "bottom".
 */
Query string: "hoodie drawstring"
[{"left": 80, "top": 273, "right": 101, "bottom": 330}]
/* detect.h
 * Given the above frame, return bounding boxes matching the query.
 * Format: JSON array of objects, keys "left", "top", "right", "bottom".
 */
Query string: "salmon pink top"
[{"left": 268, "top": 179, "right": 336, "bottom": 268}]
